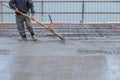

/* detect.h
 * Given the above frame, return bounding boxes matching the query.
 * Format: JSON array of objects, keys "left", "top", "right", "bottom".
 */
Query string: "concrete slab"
[{"left": 0, "top": 37, "right": 120, "bottom": 80}]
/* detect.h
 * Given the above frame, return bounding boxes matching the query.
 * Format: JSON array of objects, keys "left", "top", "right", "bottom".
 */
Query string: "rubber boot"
[
  {"left": 22, "top": 35, "right": 27, "bottom": 41},
  {"left": 31, "top": 35, "right": 37, "bottom": 41}
]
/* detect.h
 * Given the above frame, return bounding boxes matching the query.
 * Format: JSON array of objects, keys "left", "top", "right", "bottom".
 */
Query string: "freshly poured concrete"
[{"left": 0, "top": 37, "right": 120, "bottom": 80}]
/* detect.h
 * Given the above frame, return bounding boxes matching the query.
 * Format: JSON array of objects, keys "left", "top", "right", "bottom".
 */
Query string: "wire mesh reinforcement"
[{"left": 0, "top": 23, "right": 120, "bottom": 40}]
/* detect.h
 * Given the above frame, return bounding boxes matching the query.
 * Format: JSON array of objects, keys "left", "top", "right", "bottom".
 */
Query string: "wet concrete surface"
[{"left": 0, "top": 37, "right": 120, "bottom": 80}]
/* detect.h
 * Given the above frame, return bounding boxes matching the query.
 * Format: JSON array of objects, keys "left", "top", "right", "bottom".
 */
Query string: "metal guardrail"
[{"left": 0, "top": 0, "right": 120, "bottom": 23}]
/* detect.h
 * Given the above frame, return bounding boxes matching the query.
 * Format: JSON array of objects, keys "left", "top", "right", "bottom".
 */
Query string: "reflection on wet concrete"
[
  {"left": 0, "top": 38, "right": 120, "bottom": 80},
  {"left": 106, "top": 55, "right": 120, "bottom": 80},
  {"left": 0, "top": 55, "right": 12, "bottom": 80},
  {"left": 1, "top": 55, "right": 111, "bottom": 80}
]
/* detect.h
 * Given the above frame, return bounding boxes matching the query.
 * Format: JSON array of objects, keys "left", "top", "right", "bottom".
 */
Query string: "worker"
[{"left": 9, "top": 0, "right": 37, "bottom": 41}]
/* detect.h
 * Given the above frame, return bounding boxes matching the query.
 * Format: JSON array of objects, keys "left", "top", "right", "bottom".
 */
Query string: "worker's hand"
[
  {"left": 0, "top": 2, "right": 2, "bottom": 4},
  {"left": 15, "top": 8, "right": 19, "bottom": 13},
  {"left": 31, "top": 15, "right": 35, "bottom": 20}
]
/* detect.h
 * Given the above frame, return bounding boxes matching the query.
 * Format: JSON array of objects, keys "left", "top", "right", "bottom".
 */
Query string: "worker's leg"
[
  {"left": 16, "top": 14, "right": 27, "bottom": 41},
  {"left": 25, "top": 16, "right": 37, "bottom": 41}
]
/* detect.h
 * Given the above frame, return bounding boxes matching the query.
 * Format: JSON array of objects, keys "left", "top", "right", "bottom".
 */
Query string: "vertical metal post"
[
  {"left": 119, "top": 1, "right": 120, "bottom": 22},
  {"left": 41, "top": 0, "right": 44, "bottom": 21},
  {"left": 0, "top": 4, "right": 3, "bottom": 22},
  {"left": 82, "top": 1, "right": 84, "bottom": 25},
  {"left": 0, "top": 4, "right": 1, "bottom": 22}
]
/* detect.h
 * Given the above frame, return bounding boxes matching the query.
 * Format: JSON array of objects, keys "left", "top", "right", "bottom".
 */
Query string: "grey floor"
[{"left": 0, "top": 37, "right": 120, "bottom": 80}]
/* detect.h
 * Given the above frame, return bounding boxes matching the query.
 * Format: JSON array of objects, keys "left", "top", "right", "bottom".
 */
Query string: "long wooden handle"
[{"left": 0, "top": 3, "right": 65, "bottom": 41}]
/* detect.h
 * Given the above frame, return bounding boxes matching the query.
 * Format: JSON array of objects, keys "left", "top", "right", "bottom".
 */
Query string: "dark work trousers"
[{"left": 16, "top": 13, "right": 34, "bottom": 37}]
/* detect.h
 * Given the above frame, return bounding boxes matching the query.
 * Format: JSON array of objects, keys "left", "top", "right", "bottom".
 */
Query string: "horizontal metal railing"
[{"left": 0, "top": 0, "right": 120, "bottom": 23}]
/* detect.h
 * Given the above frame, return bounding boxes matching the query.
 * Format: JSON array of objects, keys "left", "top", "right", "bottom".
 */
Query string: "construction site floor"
[{"left": 0, "top": 37, "right": 120, "bottom": 80}]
